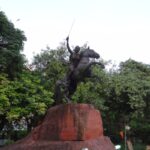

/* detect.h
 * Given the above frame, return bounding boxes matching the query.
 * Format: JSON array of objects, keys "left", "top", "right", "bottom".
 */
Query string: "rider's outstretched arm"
[{"left": 66, "top": 36, "right": 73, "bottom": 54}]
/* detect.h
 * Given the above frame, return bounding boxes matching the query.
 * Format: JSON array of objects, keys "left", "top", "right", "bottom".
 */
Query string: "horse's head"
[{"left": 80, "top": 48, "right": 100, "bottom": 59}]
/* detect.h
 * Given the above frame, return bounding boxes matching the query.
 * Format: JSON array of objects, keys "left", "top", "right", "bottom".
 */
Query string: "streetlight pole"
[
  {"left": 125, "top": 125, "right": 131, "bottom": 150},
  {"left": 124, "top": 125, "right": 127, "bottom": 150}
]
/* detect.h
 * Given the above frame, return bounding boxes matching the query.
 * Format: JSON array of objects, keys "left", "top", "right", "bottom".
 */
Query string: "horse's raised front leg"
[
  {"left": 84, "top": 62, "right": 105, "bottom": 81},
  {"left": 86, "top": 61, "right": 105, "bottom": 70}
]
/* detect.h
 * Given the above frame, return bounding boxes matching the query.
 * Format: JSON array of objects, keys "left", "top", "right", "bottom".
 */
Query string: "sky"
[{"left": 1, "top": 0, "right": 150, "bottom": 65}]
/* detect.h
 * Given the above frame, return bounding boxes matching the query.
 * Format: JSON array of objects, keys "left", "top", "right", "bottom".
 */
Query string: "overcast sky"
[{"left": 1, "top": 0, "right": 150, "bottom": 65}]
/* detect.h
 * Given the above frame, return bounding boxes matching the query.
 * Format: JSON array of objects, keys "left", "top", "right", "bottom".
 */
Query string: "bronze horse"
[{"left": 54, "top": 48, "right": 104, "bottom": 104}]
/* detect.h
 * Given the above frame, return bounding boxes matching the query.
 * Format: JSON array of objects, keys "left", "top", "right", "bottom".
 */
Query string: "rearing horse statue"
[{"left": 54, "top": 47, "right": 104, "bottom": 104}]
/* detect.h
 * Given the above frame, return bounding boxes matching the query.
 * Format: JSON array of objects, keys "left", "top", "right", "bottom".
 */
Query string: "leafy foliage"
[
  {"left": 0, "top": 11, "right": 26, "bottom": 79},
  {"left": 104, "top": 59, "right": 150, "bottom": 143},
  {"left": 32, "top": 45, "right": 69, "bottom": 91},
  {"left": 0, "top": 71, "right": 53, "bottom": 138}
]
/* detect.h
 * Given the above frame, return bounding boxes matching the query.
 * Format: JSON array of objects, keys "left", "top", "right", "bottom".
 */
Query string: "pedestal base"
[
  {"left": 1, "top": 137, "right": 115, "bottom": 150},
  {"left": 1, "top": 104, "right": 115, "bottom": 150}
]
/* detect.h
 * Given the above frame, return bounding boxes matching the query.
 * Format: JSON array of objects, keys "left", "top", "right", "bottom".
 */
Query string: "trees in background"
[
  {"left": 0, "top": 11, "right": 53, "bottom": 139},
  {"left": 104, "top": 59, "right": 150, "bottom": 143},
  {"left": 0, "top": 11, "right": 26, "bottom": 79},
  {"left": 0, "top": 71, "right": 53, "bottom": 138},
  {"left": 32, "top": 44, "right": 68, "bottom": 91}
]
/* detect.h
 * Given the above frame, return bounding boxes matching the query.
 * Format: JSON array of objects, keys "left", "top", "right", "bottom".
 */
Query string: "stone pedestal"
[{"left": 1, "top": 104, "right": 115, "bottom": 150}]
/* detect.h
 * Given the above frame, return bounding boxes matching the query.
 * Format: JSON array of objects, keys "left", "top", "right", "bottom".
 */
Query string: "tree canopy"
[{"left": 0, "top": 11, "right": 26, "bottom": 79}]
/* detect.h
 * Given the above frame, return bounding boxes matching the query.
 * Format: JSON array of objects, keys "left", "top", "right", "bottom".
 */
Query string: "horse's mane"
[
  {"left": 80, "top": 48, "right": 99, "bottom": 58},
  {"left": 80, "top": 48, "right": 93, "bottom": 56}
]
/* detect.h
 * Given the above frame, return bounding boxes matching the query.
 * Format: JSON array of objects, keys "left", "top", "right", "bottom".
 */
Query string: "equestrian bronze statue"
[{"left": 54, "top": 37, "right": 105, "bottom": 104}]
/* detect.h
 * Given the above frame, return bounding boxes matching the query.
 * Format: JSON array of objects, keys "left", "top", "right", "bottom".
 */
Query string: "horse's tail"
[{"left": 53, "top": 80, "right": 63, "bottom": 105}]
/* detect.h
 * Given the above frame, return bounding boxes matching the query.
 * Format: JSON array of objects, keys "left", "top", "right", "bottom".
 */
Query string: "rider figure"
[{"left": 66, "top": 36, "right": 81, "bottom": 78}]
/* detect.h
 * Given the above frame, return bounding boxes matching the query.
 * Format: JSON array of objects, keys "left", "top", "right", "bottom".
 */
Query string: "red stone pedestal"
[{"left": 1, "top": 104, "right": 115, "bottom": 150}]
